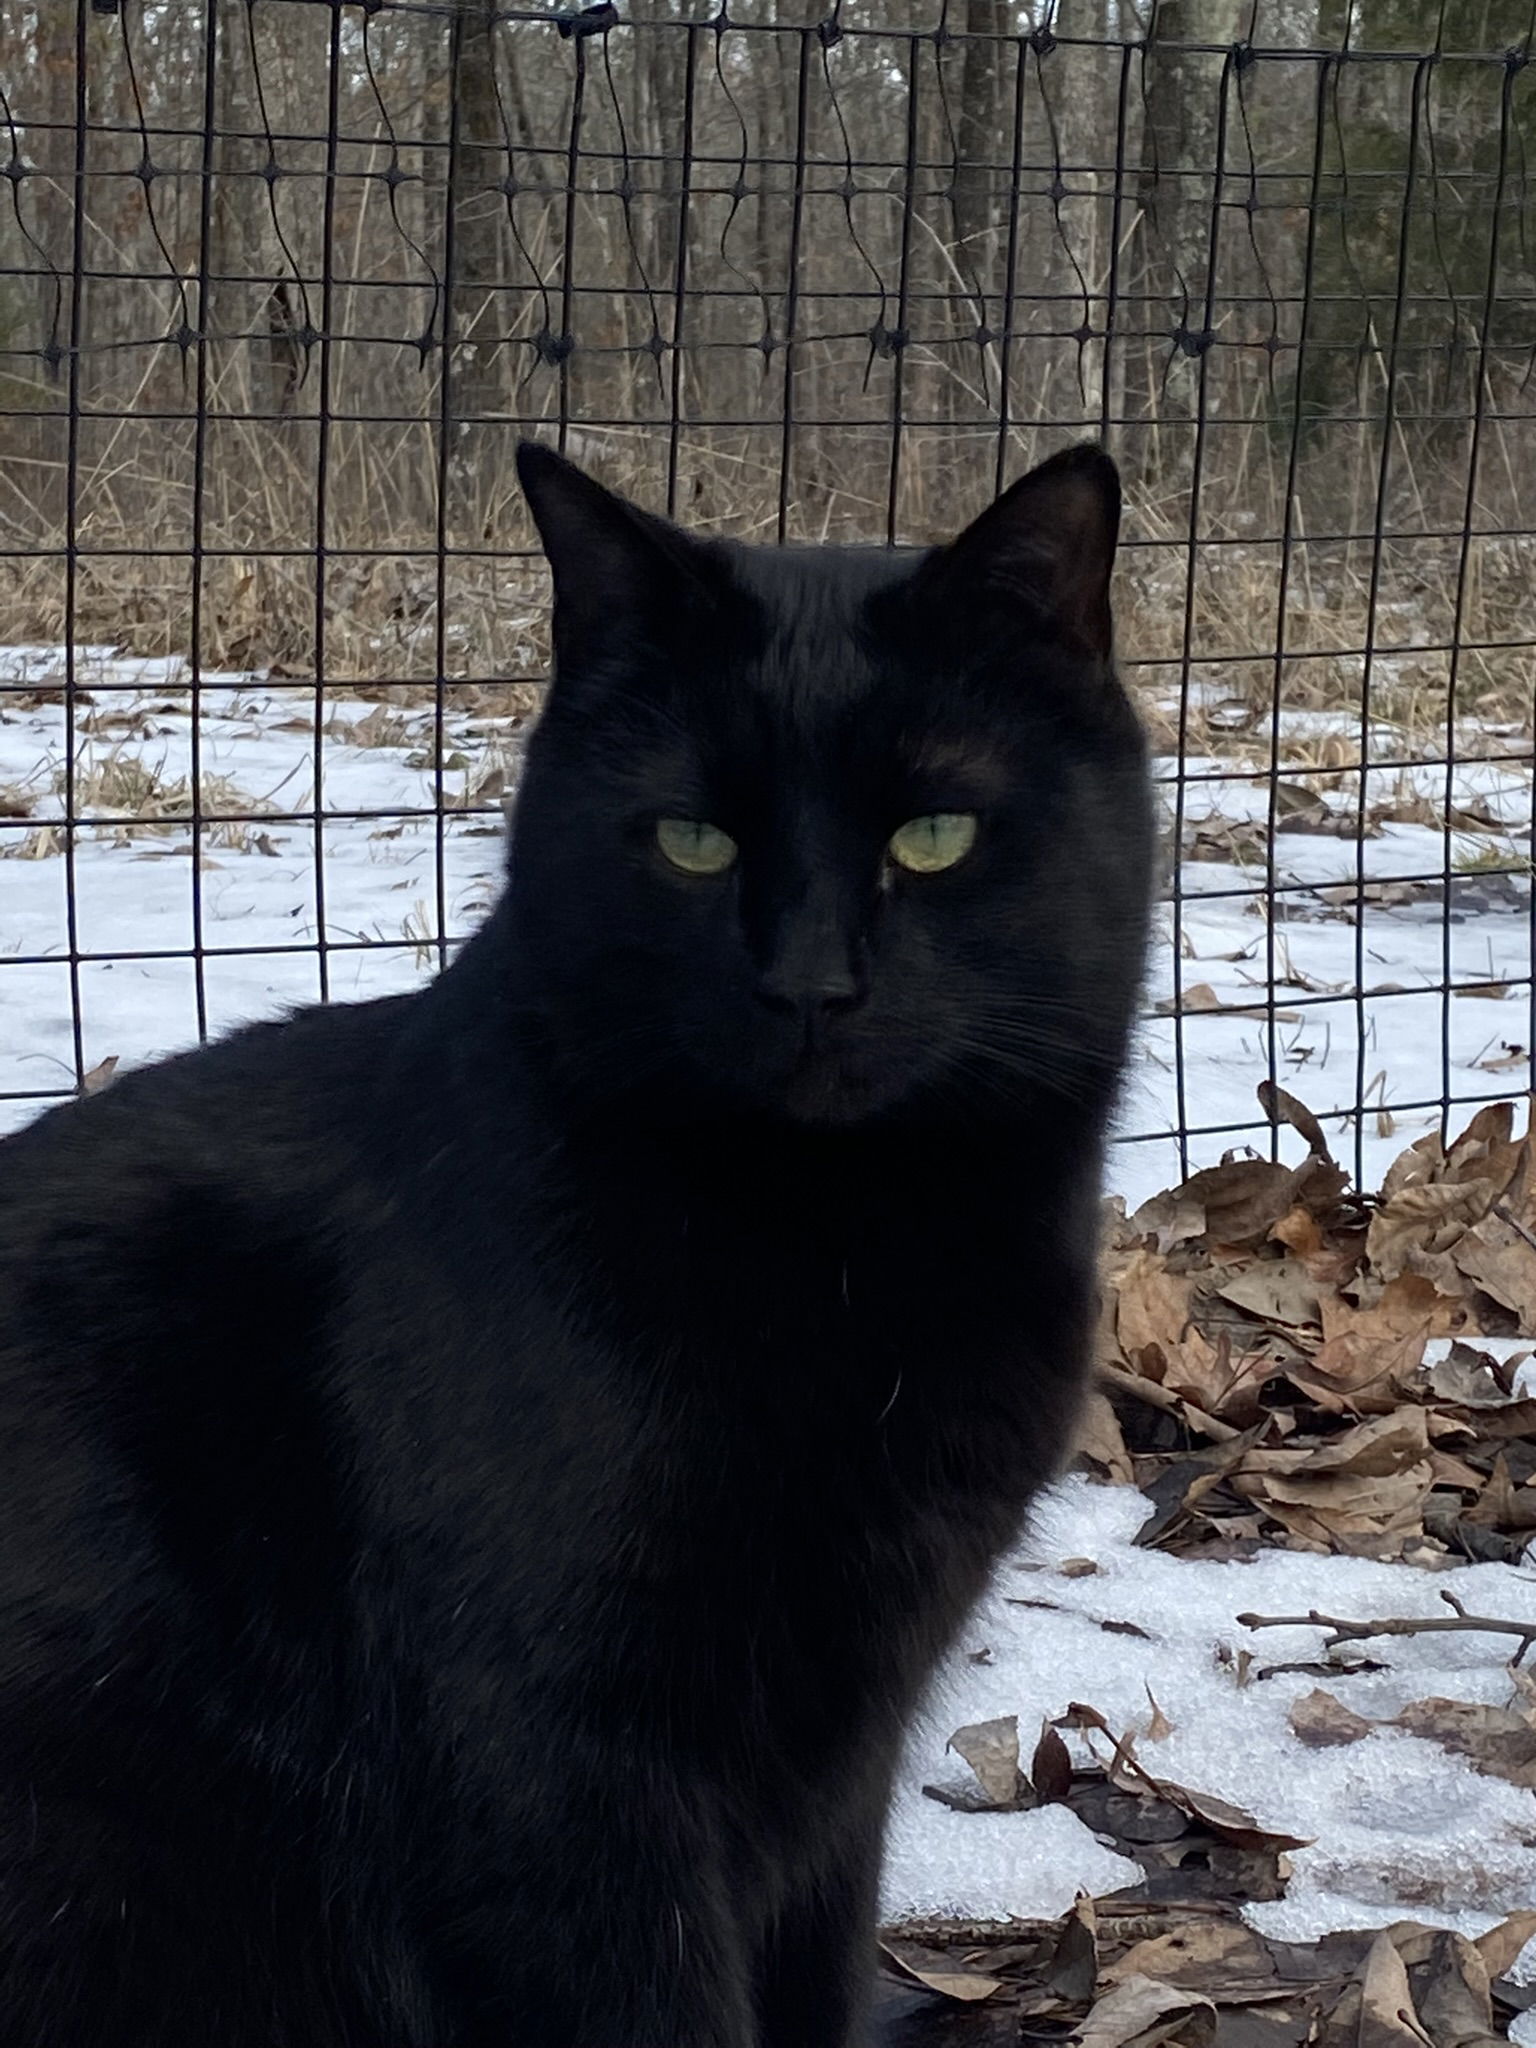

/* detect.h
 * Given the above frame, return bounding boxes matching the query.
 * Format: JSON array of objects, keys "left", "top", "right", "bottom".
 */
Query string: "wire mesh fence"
[{"left": 2, "top": 0, "right": 1533, "bottom": 1198}]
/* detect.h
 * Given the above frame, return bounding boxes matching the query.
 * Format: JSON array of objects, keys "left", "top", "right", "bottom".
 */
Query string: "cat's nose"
[{"left": 753, "top": 966, "right": 866, "bottom": 1023}]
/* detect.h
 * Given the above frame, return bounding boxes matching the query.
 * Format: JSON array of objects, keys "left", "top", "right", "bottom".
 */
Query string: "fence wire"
[{"left": 2, "top": 0, "right": 1534, "bottom": 1197}]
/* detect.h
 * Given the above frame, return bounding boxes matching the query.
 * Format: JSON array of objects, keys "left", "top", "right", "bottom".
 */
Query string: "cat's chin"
[{"left": 774, "top": 1057, "right": 891, "bottom": 1128}]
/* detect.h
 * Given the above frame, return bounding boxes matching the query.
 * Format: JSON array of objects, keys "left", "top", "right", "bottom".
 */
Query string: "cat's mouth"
[{"left": 777, "top": 1049, "right": 883, "bottom": 1126}]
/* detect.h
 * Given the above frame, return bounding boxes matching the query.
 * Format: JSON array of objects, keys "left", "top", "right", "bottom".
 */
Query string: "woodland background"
[{"left": 2, "top": 0, "right": 1532, "bottom": 707}]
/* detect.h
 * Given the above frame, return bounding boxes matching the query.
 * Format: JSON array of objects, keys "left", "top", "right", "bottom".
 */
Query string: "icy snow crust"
[{"left": 885, "top": 1475, "right": 1536, "bottom": 1960}]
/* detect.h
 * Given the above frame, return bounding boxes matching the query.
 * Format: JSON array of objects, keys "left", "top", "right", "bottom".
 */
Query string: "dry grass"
[
  {"left": 3, "top": 423, "right": 1531, "bottom": 777},
  {"left": 28, "top": 749, "right": 280, "bottom": 854},
  {"left": 1125, "top": 520, "right": 1536, "bottom": 765}
]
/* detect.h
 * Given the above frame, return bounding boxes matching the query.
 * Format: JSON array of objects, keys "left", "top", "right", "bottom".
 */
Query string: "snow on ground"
[
  {"left": 5, "top": 645, "right": 1531, "bottom": 1202},
  {"left": 5, "top": 645, "right": 1536, "bottom": 1962},
  {"left": 885, "top": 1474, "right": 1536, "bottom": 1961}
]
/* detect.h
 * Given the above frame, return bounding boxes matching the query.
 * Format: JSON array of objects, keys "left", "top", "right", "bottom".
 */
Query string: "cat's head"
[{"left": 505, "top": 442, "right": 1153, "bottom": 1134}]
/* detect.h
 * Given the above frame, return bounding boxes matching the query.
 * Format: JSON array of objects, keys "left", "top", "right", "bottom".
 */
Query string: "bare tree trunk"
[
  {"left": 448, "top": 0, "right": 510, "bottom": 437},
  {"left": 953, "top": 0, "right": 1010, "bottom": 313},
  {"left": 206, "top": 0, "right": 318, "bottom": 417},
  {"left": 1040, "top": 0, "right": 1117, "bottom": 435},
  {"left": 1125, "top": 0, "right": 1243, "bottom": 483}
]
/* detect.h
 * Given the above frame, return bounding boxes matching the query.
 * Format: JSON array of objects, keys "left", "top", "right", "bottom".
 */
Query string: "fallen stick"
[
  {"left": 1096, "top": 1361, "right": 1240, "bottom": 1442},
  {"left": 1236, "top": 1590, "right": 1536, "bottom": 1665}
]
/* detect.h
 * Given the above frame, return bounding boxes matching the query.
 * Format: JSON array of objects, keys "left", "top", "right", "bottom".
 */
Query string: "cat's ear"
[
  {"left": 516, "top": 442, "right": 718, "bottom": 668},
  {"left": 921, "top": 443, "right": 1121, "bottom": 659}
]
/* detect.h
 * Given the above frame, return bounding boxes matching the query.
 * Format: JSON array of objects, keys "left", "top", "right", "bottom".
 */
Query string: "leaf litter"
[
  {"left": 1090, "top": 1089, "right": 1536, "bottom": 1569},
  {"left": 879, "top": 1094, "right": 1536, "bottom": 2042}
]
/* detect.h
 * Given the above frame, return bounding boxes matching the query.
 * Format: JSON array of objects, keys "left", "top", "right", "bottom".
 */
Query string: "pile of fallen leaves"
[
  {"left": 877, "top": 1097, "right": 1536, "bottom": 2042},
  {"left": 1084, "top": 1086, "right": 1536, "bottom": 1565},
  {"left": 880, "top": 1707, "right": 1536, "bottom": 2045},
  {"left": 878, "top": 1906, "right": 1536, "bottom": 2047}
]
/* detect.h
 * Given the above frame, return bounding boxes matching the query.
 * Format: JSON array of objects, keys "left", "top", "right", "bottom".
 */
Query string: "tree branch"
[{"left": 1236, "top": 1591, "right": 1536, "bottom": 1665}]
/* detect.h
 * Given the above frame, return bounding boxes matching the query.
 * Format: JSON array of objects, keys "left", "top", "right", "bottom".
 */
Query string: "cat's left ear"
[
  {"left": 516, "top": 441, "right": 719, "bottom": 669},
  {"left": 921, "top": 443, "right": 1121, "bottom": 660}
]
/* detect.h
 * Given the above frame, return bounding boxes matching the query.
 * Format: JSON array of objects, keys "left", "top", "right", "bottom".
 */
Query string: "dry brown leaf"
[
  {"left": 1324, "top": 1273, "right": 1465, "bottom": 1345},
  {"left": 1416, "top": 1927, "right": 1503, "bottom": 2048},
  {"left": 876, "top": 1942, "right": 1004, "bottom": 2003},
  {"left": 1236, "top": 1408, "right": 1429, "bottom": 1484},
  {"left": 79, "top": 1055, "right": 119, "bottom": 1096},
  {"left": 1475, "top": 1044, "right": 1526, "bottom": 1073},
  {"left": 1310, "top": 1929, "right": 1425, "bottom": 2048},
  {"left": 1232, "top": 1412, "right": 1435, "bottom": 1551},
  {"left": 1380, "top": 1128, "right": 1448, "bottom": 1202},
  {"left": 1451, "top": 1396, "right": 1536, "bottom": 1442},
  {"left": 1126, "top": 1186, "right": 1208, "bottom": 1254},
  {"left": 1291, "top": 1289, "right": 1444, "bottom": 1413},
  {"left": 1178, "top": 1157, "right": 1333, "bottom": 1252},
  {"left": 1358, "top": 1930, "right": 1422, "bottom": 2046},
  {"left": 1030, "top": 1720, "right": 1074, "bottom": 1805},
  {"left": 1157, "top": 983, "right": 1300, "bottom": 1024},
  {"left": 1099, "top": 1093, "right": 1536, "bottom": 1556},
  {"left": 1214, "top": 1259, "right": 1322, "bottom": 1330},
  {"left": 1315, "top": 1408, "right": 1432, "bottom": 1478},
  {"left": 1117, "top": 1252, "right": 1194, "bottom": 1364},
  {"left": 1257, "top": 1078, "right": 1337, "bottom": 1162},
  {"left": 1368, "top": 1178, "right": 1500, "bottom": 1281},
  {"left": 1076, "top": 1390, "right": 1135, "bottom": 1485},
  {"left": 1427, "top": 1447, "right": 1488, "bottom": 1491},
  {"left": 1465, "top": 1451, "right": 1536, "bottom": 1532},
  {"left": 1144, "top": 1686, "right": 1175, "bottom": 1743},
  {"left": 1426, "top": 1341, "right": 1534, "bottom": 1409},
  {"left": 1444, "top": 1102, "right": 1525, "bottom": 1195},
  {"left": 1270, "top": 1203, "right": 1326, "bottom": 1260},
  {"left": 1070, "top": 1706, "right": 1311, "bottom": 1855},
  {"left": 1390, "top": 1695, "right": 1536, "bottom": 1788},
  {"left": 1452, "top": 1211, "right": 1536, "bottom": 1326},
  {"left": 1472, "top": 1907, "right": 1536, "bottom": 1978},
  {"left": 1098, "top": 1361, "right": 1238, "bottom": 1446},
  {"left": 1075, "top": 1974, "right": 1217, "bottom": 2048},
  {"left": 1289, "top": 1688, "right": 1374, "bottom": 1749},
  {"left": 1159, "top": 1326, "right": 1264, "bottom": 1426},
  {"left": 946, "top": 1715, "right": 1021, "bottom": 1807},
  {"left": 1105, "top": 1917, "right": 1281, "bottom": 1998},
  {"left": 1043, "top": 1891, "right": 1099, "bottom": 2007}
]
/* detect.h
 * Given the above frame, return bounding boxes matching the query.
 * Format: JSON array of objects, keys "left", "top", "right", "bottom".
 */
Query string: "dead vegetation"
[
  {"left": 891, "top": 1680, "right": 1536, "bottom": 2042},
  {"left": 874, "top": 1098, "right": 1536, "bottom": 2043},
  {"left": 1087, "top": 1087, "right": 1536, "bottom": 1567},
  {"left": 6, "top": 486, "right": 1532, "bottom": 771},
  {"left": 876, "top": 1902, "right": 1536, "bottom": 2047}
]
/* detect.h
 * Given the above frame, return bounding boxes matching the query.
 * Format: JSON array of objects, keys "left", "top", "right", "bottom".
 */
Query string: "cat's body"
[{"left": 0, "top": 446, "right": 1152, "bottom": 2046}]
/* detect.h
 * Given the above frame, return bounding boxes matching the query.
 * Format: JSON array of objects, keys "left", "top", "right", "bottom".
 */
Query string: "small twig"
[
  {"left": 1493, "top": 1200, "right": 1536, "bottom": 1259},
  {"left": 1236, "top": 1590, "right": 1536, "bottom": 1666},
  {"left": 1097, "top": 1361, "right": 1240, "bottom": 1443}
]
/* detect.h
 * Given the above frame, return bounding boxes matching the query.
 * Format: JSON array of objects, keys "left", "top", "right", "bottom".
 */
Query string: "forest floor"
[{"left": 5, "top": 643, "right": 1536, "bottom": 2042}]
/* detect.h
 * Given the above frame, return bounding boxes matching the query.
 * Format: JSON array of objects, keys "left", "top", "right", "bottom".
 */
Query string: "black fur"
[{"left": 0, "top": 444, "right": 1153, "bottom": 2046}]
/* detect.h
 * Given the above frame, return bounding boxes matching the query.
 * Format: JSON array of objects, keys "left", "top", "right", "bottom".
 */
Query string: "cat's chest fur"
[{"left": 350, "top": 1106, "right": 1092, "bottom": 1765}]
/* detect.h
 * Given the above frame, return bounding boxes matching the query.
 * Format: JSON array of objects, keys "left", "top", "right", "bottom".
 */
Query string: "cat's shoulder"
[{"left": 0, "top": 989, "right": 420, "bottom": 1298}]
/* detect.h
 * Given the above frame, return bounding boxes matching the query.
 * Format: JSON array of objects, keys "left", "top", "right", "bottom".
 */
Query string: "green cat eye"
[
  {"left": 888, "top": 812, "right": 978, "bottom": 875},
  {"left": 656, "top": 818, "right": 738, "bottom": 876}
]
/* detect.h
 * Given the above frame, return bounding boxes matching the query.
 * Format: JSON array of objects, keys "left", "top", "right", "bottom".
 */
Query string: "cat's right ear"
[
  {"left": 914, "top": 443, "right": 1121, "bottom": 661},
  {"left": 516, "top": 442, "right": 718, "bottom": 671}
]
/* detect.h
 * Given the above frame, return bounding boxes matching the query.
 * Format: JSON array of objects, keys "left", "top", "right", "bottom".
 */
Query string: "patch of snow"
[
  {"left": 882, "top": 1476, "right": 1536, "bottom": 1940},
  {"left": 5, "top": 648, "right": 1533, "bottom": 1190}
]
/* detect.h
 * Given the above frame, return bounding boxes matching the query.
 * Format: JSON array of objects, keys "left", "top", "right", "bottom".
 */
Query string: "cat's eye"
[
  {"left": 656, "top": 818, "right": 738, "bottom": 876},
  {"left": 887, "top": 812, "right": 978, "bottom": 875}
]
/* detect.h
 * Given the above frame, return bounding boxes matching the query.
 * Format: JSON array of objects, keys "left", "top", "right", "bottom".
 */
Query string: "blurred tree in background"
[{"left": 0, "top": 0, "right": 1529, "bottom": 678}]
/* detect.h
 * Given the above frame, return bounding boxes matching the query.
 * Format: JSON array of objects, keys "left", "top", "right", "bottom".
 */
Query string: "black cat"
[{"left": 0, "top": 442, "right": 1152, "bottom": 2046}]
